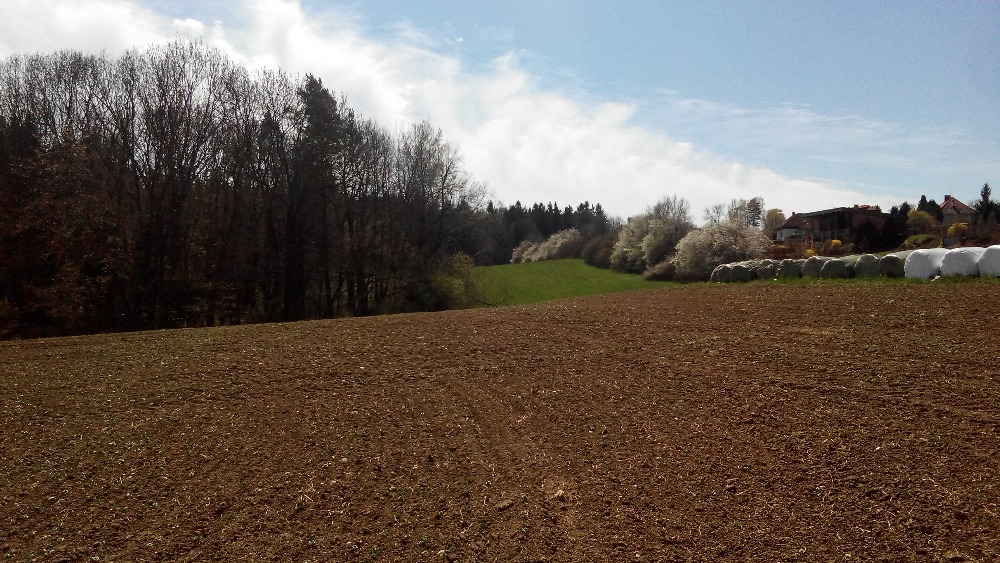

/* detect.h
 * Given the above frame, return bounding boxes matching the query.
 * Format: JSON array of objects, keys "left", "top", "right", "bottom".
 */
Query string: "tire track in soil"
[{"left": 441, "top": 370, "right": 586, "bottom": 560}]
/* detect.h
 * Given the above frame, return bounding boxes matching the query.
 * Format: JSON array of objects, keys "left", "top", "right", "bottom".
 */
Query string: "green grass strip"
[{"left": 475, "top": 259, "right": 673, "bottom": 306}]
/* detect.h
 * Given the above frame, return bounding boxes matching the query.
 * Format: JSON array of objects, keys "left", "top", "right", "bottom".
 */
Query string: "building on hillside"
[
  {"left": 940, "top": 194, "right": 975, "bottom": 229},
  {"left": 940, "top": 194, "right": 976, "bottom": 245},
  {"left": 774, "top": 213, "right": 813, "bottom": 243},
  {"left": 774, "top": 205, "right": 889, "bottom": 247}
]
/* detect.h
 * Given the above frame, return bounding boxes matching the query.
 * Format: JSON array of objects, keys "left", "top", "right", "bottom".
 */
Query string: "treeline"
[
  {"left": 479, "top": 200, "right": 615, "bottom": 266},
  {"left": 0, "top": 42, "right": 496, "bottom": 338},
  {"left": 0, "top": 42, "right": 617, "bottom": 338}
]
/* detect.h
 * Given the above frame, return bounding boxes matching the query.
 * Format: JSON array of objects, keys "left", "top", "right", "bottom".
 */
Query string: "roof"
[
  {"left": 799, "top": 206, "right": 885, "bottom": 218},
  {"left": 776, "top": 213, "right": 813, "bottom": 231},
  {"left": 777, "top": 205, "right": 888, "bottom": 232},
  {"left": 940, "top": 196, "right": 975, "bottom": 216}
]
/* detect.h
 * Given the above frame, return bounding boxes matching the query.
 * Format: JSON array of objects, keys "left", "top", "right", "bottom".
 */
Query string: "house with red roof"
[
  {"left": 940, "top": 194, "right": 976, "bottom": 245},
  {"left": 939, "top": 195, "right": 975, "bottom": 230}
]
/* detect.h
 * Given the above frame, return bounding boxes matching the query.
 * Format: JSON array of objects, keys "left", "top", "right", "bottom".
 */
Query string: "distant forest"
[{"left": 0, "top": 41, "right": 612, "bottom": 338}]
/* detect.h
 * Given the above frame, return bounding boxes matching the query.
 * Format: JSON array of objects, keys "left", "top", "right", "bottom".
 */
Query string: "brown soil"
[{"left": 2, "top": 283, "right": 998, "bottom": 562}]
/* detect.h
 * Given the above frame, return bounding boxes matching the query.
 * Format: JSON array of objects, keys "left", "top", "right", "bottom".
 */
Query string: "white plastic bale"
[
  {"left": 802, "top": 256, "right": 831, "bottom": 278},
  {"left": 756, "top": 261, "right": 778, "bottom": 280},
  {"left": 978, "top": 245, "right": 1000, "bottom": 277},
  {"left": 710, "top": 264, "right": 732, "bottom": 283},
  {"left": 904, "top": 248, "right": 950, "bottom": 279},
  {"left": 878, "top": 250, "right": 913, "bottom": 278},
  {"left": 854, "top": 254, "right": 881, "bottom": 278},
  {"left": 819, "top": 259, "right": 851, "bottom": 279},
  {"left": 940, "top": 247, "right": 987, "bottom": 277},
  {"left": 776, "top": 259, "right": 803, "bottom": 279},
  {"left": 839, "top": 254, "right": 860, "bottom": 276},
  {"left": 730, "top": 263, "right": 754, "bottom": 282}
]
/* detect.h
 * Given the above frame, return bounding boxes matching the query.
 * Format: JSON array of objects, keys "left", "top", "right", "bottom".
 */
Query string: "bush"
[
  {"left": 771, "top": 244, "right": 794, "bottom": 259},
  {"left": 510, "top": 240, "right": 537, "bottom": 263},
  {"left": 642, "top": 219, "right": 690, "bottom": 268},
  {"left": 902, "top": 234, "right": 942, "bottom": 250},
  {"left": 673, "top": 221, "right": 771, "bottom": 282},
  {"left": 581, "top": 234, "right": 616, "bottom": 269},
  {"left": 609, "top": 218, "right": 650, "bottom": 273},
  {"left": 511, "top": 229, "right": 583, "bottom": 263},
  {"left": 907, "top": 209, "right": 937, "bottom": 235},
  {"left": 410, "top": 253, "right": 482, "bottom": 311},
  {"left": 530, "top": 229, "right": 584, "bottom": 262},
  {"left": 643, "top": 259, "right": 676, "bottom": 281},
  {"left": 947, "top": 222, "right": 969, "bottom": 239},
  {"left": 610, "top": 195, "right": 694, "bottom": 274}
]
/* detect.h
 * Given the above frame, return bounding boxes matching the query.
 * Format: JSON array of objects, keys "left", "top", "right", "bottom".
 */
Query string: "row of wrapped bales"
[
  {"left": 710, "top": 259, "right": 781, "bottom": 282},
  {"left": 710, "top": 257, "right": 847, "bottom": 281},
  {"left": 710, "top": 261, "right": 751, "bottom": 283},
  {"left": 709, "top": 246, "right": 1000, "bottom": 283},
  {"left": 905, "top": 245, "right": 1000, "bottom": 278},
  {"left": 825, "top": 255, "right": 864, "bottom": 278}
]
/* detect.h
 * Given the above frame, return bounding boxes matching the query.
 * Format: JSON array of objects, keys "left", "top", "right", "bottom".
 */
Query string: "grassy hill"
[{"left": 474, "top": 258, "right": 672, "bottom": 306}]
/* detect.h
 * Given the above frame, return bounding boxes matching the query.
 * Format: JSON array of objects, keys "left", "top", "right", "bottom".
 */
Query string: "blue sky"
[{"left": 1, "top": 0, "right": 997, "bottom": 220}]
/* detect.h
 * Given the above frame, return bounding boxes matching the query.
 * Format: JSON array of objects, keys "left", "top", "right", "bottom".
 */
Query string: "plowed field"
[{"left": 2, "top": 283, "right": 999, "bottom": 562}]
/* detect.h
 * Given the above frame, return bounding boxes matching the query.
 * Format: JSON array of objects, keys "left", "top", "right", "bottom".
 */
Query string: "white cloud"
[
  {"left": 0, "top": 0, "right": 170, "bottom": 55},
  {"left": 0, "top": 0, "right": 935, "bottom": 219},
  {"left": 646, "top": 92, "right": 997, "bottom": 207}
]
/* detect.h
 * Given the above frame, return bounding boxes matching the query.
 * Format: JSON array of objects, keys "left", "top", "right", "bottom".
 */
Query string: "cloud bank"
[{"left": 0, "top": 0, "right": 924, "bottom": 219}]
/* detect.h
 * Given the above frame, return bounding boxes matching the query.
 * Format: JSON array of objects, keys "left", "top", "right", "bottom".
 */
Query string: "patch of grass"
[{"left": 475, "top": 259, "right": 674, "bottom": 306}]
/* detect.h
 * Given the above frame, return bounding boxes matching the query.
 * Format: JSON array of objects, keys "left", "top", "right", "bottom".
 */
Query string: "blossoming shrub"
[
  {"left": 511, "top": 229, "right": 584, "bottom": 263},
  {"left": 673, "top": 221, "right": 770, "bottom": 282}
]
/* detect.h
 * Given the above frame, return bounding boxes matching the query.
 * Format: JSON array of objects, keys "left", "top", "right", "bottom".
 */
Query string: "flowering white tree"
[
  {"left": 610, "top": 195, "right": 693, "bottom": 273},
  {"left": 674, "top": 221, "right": 771, "bottom": 281}
]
